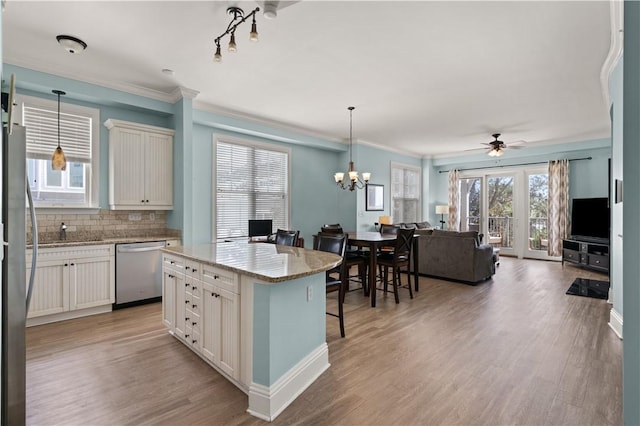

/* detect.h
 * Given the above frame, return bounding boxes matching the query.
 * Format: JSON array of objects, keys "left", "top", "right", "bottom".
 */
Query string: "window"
[
  {"left": 215, "top": 138, "right": 289, "bottom": 240},
  {"left": 390, "top": 162, "right": 421, "bottom": 223},
  {"left": 19, "top": 94, "right": 99, "bottom": 208}
]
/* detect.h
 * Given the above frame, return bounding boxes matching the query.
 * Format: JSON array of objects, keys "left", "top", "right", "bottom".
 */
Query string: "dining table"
[{"left": 346, "top": 231, "right": 420, "bottom": 307}]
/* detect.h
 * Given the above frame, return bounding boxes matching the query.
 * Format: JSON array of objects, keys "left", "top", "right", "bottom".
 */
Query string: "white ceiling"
[{"left": 2, "top": 1, "right": 614, "bottom": 157}]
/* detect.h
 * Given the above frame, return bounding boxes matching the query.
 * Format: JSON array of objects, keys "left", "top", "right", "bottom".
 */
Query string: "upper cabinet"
[{"left": 104, "top": 119, "right": 174, "bottom": 210}]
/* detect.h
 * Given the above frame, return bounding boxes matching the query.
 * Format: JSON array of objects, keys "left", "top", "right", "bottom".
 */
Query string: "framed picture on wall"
[{"left": 366, "top": 184, "right": 384, "bottom": 211}]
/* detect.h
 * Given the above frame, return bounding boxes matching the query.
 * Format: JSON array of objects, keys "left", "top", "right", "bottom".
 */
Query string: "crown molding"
[
  {"left": 6, "top": 58, "right": 178, "bottom": 103},
  {"left": 170, "top": 86, "right": 200, "bottom": 102}
]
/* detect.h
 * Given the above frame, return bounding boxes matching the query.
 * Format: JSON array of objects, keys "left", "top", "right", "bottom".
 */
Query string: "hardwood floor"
[{"left": 26, "top": 257, "right": 621, "bottom": 425}]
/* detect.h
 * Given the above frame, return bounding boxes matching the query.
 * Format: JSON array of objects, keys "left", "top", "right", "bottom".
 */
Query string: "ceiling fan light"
[{"left": 495, "top": 149, "right": 504, "bottom": 157}]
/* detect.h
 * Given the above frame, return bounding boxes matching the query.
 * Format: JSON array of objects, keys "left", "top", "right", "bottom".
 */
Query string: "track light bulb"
[
  {"left": 250, "top": 21, "right": 259, "bottom": 42},
  {"left": 228, "top": 32, "right": 237, "bottom": 52}
]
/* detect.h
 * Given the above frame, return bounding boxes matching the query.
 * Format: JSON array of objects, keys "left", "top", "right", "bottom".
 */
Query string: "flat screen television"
[
  {"left": 248, "top": 219, "right": 273, "bottom": 237},
  {"left": 570, "top": 197, "right": 610, "bottom": 243}
]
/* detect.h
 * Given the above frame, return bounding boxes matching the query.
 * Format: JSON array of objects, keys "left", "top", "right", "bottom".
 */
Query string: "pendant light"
[
  {"left": 334, "top": 106, "right": 370, "bottom": 191},
  {"left": 51, "top": 89, "right": 67, "bottom": 171}
]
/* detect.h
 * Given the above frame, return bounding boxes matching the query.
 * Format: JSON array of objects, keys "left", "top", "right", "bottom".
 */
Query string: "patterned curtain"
[
  {"left": 447, "top": 169, "right": 459, "bottom": 231},
  {"left": 548, "top": 159, "right": 570, "bottom": 256}
]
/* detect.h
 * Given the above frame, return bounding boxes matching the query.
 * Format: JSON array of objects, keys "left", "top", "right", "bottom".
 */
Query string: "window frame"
[
  {"left": 17, "top": 93, "right": 100, "bottom": 209},
  {"left": 212, "top": 134, "right": 291, "bottom": 241},
  {"left": 390, "top": 161, "right": 422, "bottom": 224}
]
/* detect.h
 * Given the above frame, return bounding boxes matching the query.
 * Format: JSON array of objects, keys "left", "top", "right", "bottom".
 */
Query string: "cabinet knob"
[
  {"left": 64, "top": 263, "right": 68, "bottom": 266},
  {"left": 185, "top": 334, "right": 190, "bottom": 338},
  {"left": 192, "top": 321, "right": 197, "bottom": 326},
  {"left": 170, "top": 261, "right": 175, "bottom": 265},
  {"left": 168, "top": 274, "right": 174, "bottom": 279},
  {"left": 192, "top": 286, "right": 197, "bottom": 291},
  {"left": 185, "top": 300, "right": 189, "bottom": 304},
  {"left": 192, "top": 304, "right": 197, "bottom": 309},
  {"left": 70, "top": 263, "right": 75, "bottom": 266},
  {"left": 186, "top": 317, "right": 190, "bottom": 321},
  {"left": 214, "top": 275, "right": 219, "bottom": 280},
  {"left": 192, "top": 269, "right": 197, "bottom": 273},
  {"left": 192, "top": 340, "right": 197, "bottom": 344},
  {"left": 185, "top": 283, "right": 189, "bottom": 287},
  {"left": 141, "top": 200, "right": 145, "bottom": 203},
  {"left": 185, "top": 266, "right": 190, "bottom": 271},
  {"left": 146, "top": 200, "right": 149, "bottom": 203}
]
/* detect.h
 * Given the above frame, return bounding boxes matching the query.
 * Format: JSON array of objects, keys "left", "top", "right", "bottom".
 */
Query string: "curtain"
[
  {"left": 447, "top": 169, "right": 459, "bottom": 231},
  {"left": 547, "top": 159, "right": 569, "bottom": 256}
]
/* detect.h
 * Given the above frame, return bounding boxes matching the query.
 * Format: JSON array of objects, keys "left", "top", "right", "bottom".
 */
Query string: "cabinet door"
[
  {"left": 110, "top": 127, "right": 145, "bottom": 207},
  {"left": 69, "top": 256, "right": 112, "bottom": 310},
  {"left": 144, "top": 132, "right": 173, "bottom": 207},
  {"left": 201, "top": 284, "right": 239, "bottom": 378},
  {"left": 217, "top": 287, "right": 239, "bottom": 378},
  {"left": 26, "top": 259, "right": 68, "bottom": 318},
  {"left": 162, "top": 269, "right": 177, "bottom": 329}
]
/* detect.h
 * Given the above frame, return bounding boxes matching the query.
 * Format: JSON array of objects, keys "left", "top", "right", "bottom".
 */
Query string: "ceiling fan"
[{"left": 482, "top": 133, "right": 525, "bottom": 157}]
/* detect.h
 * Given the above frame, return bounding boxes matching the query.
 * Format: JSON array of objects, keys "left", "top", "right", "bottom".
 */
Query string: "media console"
[{"left": 562, "top": 238, "right": 609, "bottom": 274}]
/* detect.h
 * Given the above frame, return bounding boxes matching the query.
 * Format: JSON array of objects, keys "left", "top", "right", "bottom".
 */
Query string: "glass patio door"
[
  {"left": 459, "top": 177, "right": 482, "bottom": 234},
  {"left": 525, "top": 170, "right": 555, "bottom": 260},
  {"left": 487, "top": 174, "right": 515, "bottom": 256}
]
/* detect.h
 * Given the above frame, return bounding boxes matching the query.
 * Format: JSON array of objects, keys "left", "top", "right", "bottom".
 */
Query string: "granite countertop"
[
  {"left": 27, "top": 235, "right": 181, "bottom": 249},
  {"left": 164, "top": 241, "right": 342, "bottom": 283}
]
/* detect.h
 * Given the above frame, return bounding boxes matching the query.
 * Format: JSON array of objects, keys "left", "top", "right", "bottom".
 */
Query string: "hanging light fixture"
[
  {"left": 51, "top": 89, "right": 67, "bottom": 171},
  {"left": 213, "top": 6, "right": 260, "bottom": 63},
  {"left": 334, "top": 106, "right": 371, "bottom": 191}
]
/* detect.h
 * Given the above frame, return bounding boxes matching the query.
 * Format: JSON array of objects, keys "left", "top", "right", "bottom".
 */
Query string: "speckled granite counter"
[
  {"left": 163, "top": 241, "right": 341, "bottom": 283},
  {"left": 27, "top": 235, "right": 180, "bottom": 249}
]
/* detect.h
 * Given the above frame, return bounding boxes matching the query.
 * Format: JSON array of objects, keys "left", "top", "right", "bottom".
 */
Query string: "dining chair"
[
  {"left": 314, "top": 233, "right": 348, "bottom": 337},
  {"left": 275, "top": 229, "right": 300, "bottom": 246},
  {"left": 376, "top": 227, "right": 415, "bottom": 304},
  {"left": 318, "top": 225, "right": 369, "bottom": 296}
]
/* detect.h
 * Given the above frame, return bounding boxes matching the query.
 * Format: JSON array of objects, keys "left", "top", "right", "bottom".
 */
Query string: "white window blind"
[
  {"left": 24, "top": 105, "right": 92, "bottom": 163},
  {"left": 391, "top": 163, "right": 421, "bottom": 223},
  {"left": 216, "top": 140, "right": 289, "bottom": 239}
]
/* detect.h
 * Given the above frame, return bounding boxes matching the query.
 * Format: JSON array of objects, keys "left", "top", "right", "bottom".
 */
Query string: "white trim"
[
  {"left": 26, "top": 304, "right": 112, "bottom": 327},
  {"left": 17, "top": 93, "right": 100, "bottom": 209},
  {"left": 608, "top": 308, "right": 623, "bottom": 339},
  {"left": 103, "top": 119, "right": 175, "bottom": 136},
  {"left": 240, "top": 276, "right": 255, "bottom": 390},
  {"left": 247, "top": 343, "right": 330, "bottom": 422}
]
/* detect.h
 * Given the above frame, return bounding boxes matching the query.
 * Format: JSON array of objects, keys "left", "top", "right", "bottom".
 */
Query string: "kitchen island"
[{"left": 161, "top": 241, "right": 341, "bottom": 421}]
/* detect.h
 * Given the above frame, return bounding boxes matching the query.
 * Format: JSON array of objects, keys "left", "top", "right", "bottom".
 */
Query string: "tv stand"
[{"left": 562, "top": 238, "right": 609, "bottom": 273}]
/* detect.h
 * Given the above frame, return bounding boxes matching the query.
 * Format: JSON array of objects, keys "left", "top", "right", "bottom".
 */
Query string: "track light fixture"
[{"left": 213, "top": 6, "right": 260, "bottom": 63}]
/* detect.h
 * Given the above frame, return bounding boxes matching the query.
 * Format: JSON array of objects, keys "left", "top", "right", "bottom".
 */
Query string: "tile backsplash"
[{"left": 26, "top": 209, "right": 181, "bottom": 243}]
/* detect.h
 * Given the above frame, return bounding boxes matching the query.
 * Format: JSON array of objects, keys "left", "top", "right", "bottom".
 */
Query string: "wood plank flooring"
[{"left": 26, "top": 258, "right": 621, "bottom": 425}]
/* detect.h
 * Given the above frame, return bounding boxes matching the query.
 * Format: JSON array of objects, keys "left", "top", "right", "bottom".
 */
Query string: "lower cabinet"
[
  {"left": 162, "top": 254, "right": 240, "bottom": 381},
  {"left": 26, "top": 245, "right": 115, "bottom": 322}
]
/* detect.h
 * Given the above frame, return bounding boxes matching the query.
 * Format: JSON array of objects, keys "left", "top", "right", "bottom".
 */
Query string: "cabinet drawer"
[
  {"left": 202, "top": 265, "right": 239, "bottom": 294},
  {"left": 588, "top": 254, "right": 609, "bottom": 270},
  {"left": 163, "top": 254, "right": 185, "bottom": 271},
  {"left": 187, "top": 281, "right": 202, "bottom": 299},
  {"left": 563, "top": 249, "right": 579, "bottom": 262},
  {"left": 186, "top": 294, "right": 201, "bottom": 316},
  {"left": 186, "top": 311, "right": 201, "bottom": 333},
  {"left": 185, "top": 260, "right": 202, "bottom": 280}
]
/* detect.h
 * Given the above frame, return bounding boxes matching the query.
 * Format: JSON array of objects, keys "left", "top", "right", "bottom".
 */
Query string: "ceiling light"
[
  {"left": 213, "top": 6, "right": 260, "bottom": 63},
  {"left": 56, "top": 35, "right": 87, "bottom": 54},
  {"left": 263, "top": 1, "right": 278, "bottom": 19},
  {"left": 334, "top": 107, "right": 371, "bottom": 191},
  {"left": 51, "top": 89, "right": 67, "bottom": 171}
]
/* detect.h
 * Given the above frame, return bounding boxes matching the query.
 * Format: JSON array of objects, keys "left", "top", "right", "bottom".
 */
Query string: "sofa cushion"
[
  {"left": 415, "top": 221, "right": 432, "bottom": 229},
  {"left": 432, "top": 230, "right": 480, "bottom": 246}
]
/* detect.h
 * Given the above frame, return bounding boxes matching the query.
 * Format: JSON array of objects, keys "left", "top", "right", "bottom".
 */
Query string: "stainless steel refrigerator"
[{"left": 1, "top": 124, "right": 28, "bottom": 424}]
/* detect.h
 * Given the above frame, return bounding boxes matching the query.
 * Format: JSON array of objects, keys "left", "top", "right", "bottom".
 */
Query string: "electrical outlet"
[
  {"left": 128, "top": 213, "right": 142, "bottom": 221},
  {"left": 307, "top": 285, "right": 313, "bottom": 302},
  {"left": 149, "top": 212, "right": 155, "bottom": 221}
]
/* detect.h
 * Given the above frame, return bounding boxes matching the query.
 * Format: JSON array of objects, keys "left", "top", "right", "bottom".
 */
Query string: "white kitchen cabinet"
[
  {"left": 105, "top": 119, "right": 174, "bottom": 210},
  {"left": 26, "top": 245, "right": 115, "bottom": 324},
  {"left": 162, "top": 255, "right": 240, "bottom": 380}
]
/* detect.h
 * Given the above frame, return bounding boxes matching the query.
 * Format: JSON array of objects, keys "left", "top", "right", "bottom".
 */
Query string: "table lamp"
[{"left": 435, "top": 205, "right": 449, "bottom": 229}]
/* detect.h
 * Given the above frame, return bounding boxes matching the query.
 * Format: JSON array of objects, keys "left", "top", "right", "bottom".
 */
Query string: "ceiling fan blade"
[{"left": 508, "top": 139, "right": 527, "bottom": 146}]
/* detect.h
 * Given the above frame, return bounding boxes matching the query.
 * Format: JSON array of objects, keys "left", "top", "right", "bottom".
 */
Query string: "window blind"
[
  {"left": 216, "top": 141, "right": 289, "bottom": 239},
  {"left": 391, "top": 164, "right": 421, "bottom": 223},
  {"left": 23, "top": 105, "right": 92, "bottom": 163}
]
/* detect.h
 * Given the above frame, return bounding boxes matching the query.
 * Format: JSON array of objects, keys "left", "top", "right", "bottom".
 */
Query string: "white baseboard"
[
  {"left": 26, "top": 304, "right": 112, "bottom": 327},
  {"left": 247, "top": 343, "right": 330, "bottom": 422},
  {"left": 608, "top": 308, "right": 623, "bottom": 339}
]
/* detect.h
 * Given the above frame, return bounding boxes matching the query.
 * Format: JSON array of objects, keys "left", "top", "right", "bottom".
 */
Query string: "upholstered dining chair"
[
  {"left": 376, "top": 227, "right": 415, "bottom": 304},
  {"left": 314, "top": 233, "right": 348, "bottom": 337},
  {"left": 275, "top": 229, "right": 299, "bottom": 246}
]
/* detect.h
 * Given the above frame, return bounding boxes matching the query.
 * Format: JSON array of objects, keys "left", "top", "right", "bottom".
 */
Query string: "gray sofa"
[{"left": 411, "top": 229, "right": 496, "bottom": 284}]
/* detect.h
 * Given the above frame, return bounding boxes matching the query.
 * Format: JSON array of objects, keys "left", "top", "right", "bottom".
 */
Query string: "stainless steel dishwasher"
[{"left": 115, "top": 240, "right": 166, "bottom": 308}]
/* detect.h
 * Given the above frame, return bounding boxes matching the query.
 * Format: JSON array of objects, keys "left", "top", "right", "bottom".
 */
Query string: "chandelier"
[
  {"left": 214, "top": 6, "right": 260, "bottom": 63},
  {"left": 334, "top": 106, "right": 370, "bottom": 191}
]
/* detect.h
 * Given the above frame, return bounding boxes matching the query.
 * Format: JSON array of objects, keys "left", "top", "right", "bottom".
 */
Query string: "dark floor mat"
[{"left": 566, "top": 278, "right": 610, "bottom": 299}]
